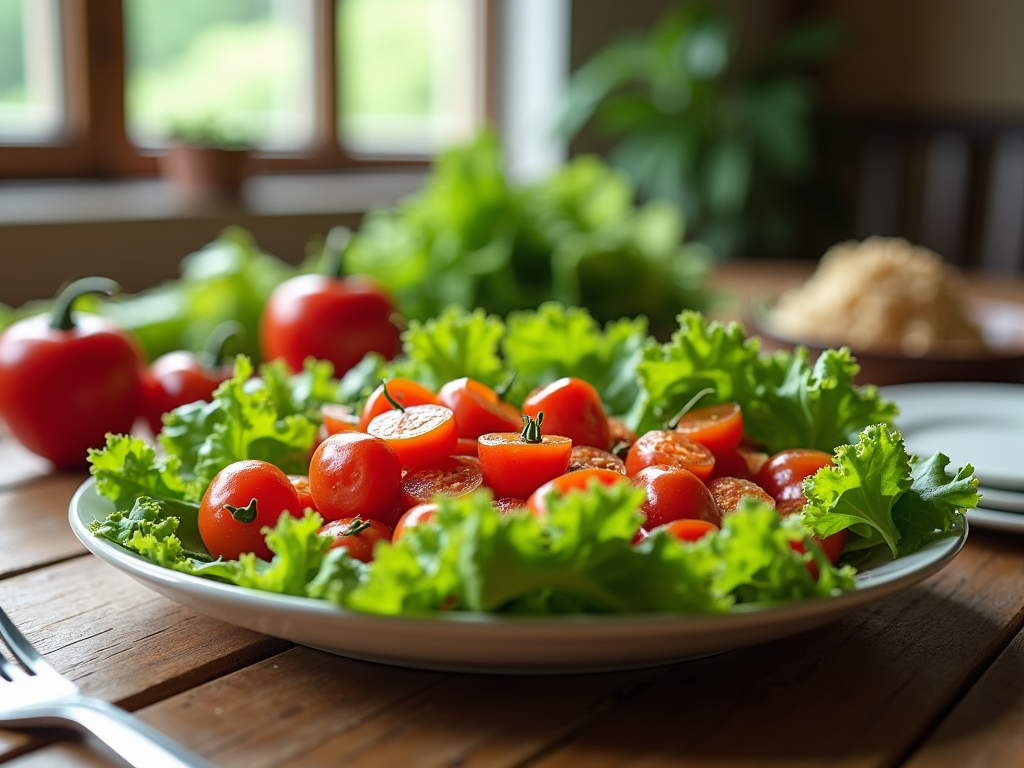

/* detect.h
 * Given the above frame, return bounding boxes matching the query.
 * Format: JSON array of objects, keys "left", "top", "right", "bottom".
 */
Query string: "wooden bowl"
[{"left": 750, "top": 296, "right": 1024, "bottom": 387}]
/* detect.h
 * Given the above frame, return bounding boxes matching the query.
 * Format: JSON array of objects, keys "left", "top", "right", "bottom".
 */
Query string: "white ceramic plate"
[
  {"left": 70, "top": 479, "right": 967, "bottom": 675},
  {"left": 882, "top": 382, "right": 1024, "bottom": 491},
  {"left": 977, "top": 486, "right": 1024, "bottom": 513},
  {"left": 967, "top": 507, "right": 1024, "bottom": 534}
]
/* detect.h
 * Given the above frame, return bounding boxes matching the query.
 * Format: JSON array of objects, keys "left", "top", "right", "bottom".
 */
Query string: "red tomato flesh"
[
  {"left": 367, "top": 404, "right": 459, "bottom": 469},
  {"left": 625, "top": 431, "right": 716, "bottom": 481},
  {"left": 400, "top": 456, "right": 484, "bottom": 508}
]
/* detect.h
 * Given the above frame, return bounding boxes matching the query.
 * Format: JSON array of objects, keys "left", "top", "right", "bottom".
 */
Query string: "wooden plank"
[
  {"left": 0, "top": 556, "right": 290, "bottom": 761},
  {"left": 0, "top": 474, "right": 90, "bottom": 577},
  {"left": 902, "top": 609, "right": 1024, "bottom": 767},
  {"left": 0, "top": 432, "right": 54, "bottom": 490}
]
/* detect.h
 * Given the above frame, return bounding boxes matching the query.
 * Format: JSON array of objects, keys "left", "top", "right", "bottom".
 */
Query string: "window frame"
[{"left": 0, "top": 0, "right": 495, "bottom": 180}]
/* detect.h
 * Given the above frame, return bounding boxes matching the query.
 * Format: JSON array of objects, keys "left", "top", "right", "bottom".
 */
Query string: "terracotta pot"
[{"left": 160, "top": 142, "right": 251, "bottom": 207}]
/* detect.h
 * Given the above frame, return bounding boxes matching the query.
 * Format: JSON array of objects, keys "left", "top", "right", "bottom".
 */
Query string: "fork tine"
[
  {"left": 0, "top": 605, "right": 51, "bottom": 676},
  {"left": 0, "top": 648, "right": 27, "bottom": 682}
]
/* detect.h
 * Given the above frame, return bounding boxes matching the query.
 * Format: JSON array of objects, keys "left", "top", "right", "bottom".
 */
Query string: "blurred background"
[{"left": 3, "top": 0, "right": 1024, "bottom": 330}]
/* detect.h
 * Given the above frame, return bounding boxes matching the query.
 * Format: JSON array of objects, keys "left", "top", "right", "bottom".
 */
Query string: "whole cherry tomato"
[
  {"left": 525, "top": 467, "right": 629, "bottom": 515},
  {"left": 436, "top": 377, "right": 521, "bottom": 439},
  {"left": 358, "top": 379, "right": 436, "bottom": 432},
  {"left": 198, "top": 459, "right": 303, "bottom": 560},
  {"left": 478, "top": 413, "right": 572, "bottom": 500},
  {"left": 393, "top": 502, "right": 439, "bottom": 541},
  {"left": 319, "top": 517, "right": 392, "bottom": 563},
  {"left": 309, "top": 432, "right": 403, "bottom": 522},
  {"left": 0, "top": 277, "right": 144, "bottom": 470},
  {"left": 321, "top": 404, "right": 360, "bottom": 436},
  {"left": 522, "top": 377, "right": 610, "bottom": 450},
  {"left": 259, "top": 229, "right": 402, "bottom": 376},
  {"left": 632, "top": 464, "right": 721, "bottom": 529},
  {"left": 754, "top": 449, "right": 834, "bottom": 506},
  {"left": 625, "top": 430, "right": 716, "bottom": 481},
  {"left": 141, "top": 323, "right": 240, "bottom": 435},
  {"left": 657, "top": 518, "right": 719, "bottom": 543}
]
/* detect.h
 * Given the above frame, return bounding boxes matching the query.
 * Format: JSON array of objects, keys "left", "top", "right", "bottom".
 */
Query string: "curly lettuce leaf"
[
  {"left": 395, "top": 306, "right": 507, "bottom": 391},
  {"left": 801, "top": 424, "right": 977, "bottom": 558},
  {"left": 629, "top": 311, "right": 897, "bottom": 452},
  {"left": 158, "top": 356, "right": 317, "bottom": 488},
  {"left": 90, "top": 496, "right": 191, "bottom": 566},
  {"left": 502, "top": 302, "right": 648, "bottom": 413}
]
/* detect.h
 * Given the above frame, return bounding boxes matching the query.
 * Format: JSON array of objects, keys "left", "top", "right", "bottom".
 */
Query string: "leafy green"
[
  {"left": 397, "top": 306, "right": 507, "bottom": 392},
  {"left": 801, "top": 425, "right": 978, "bottom": 558},
  {"left": 90, "top": 496, "right": 190, "bottom": 566},
  {"left": 629, "top": 311, "right": 897, "bottom": 452},
  {"left": 158, "top": 356, "right": 317, "bottom": 489}
]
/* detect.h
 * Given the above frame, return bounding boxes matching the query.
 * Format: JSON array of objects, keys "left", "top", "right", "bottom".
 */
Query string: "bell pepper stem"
[{"left": 50, "top": 277, "right": 120, "bottom": 331}]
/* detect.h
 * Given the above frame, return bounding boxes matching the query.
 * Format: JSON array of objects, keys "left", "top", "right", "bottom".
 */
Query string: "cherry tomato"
[
  {"left": 259, "top": 240, "right": 402, "bottom": 376},
  {"left": 392, "top": 502, "right": 439, "bottom": 541},
  {"left": 478, "top": 414, "right": 572, "bottom": 500},
  {"left": 526, "top": 467, "right": 629, "bottom": 515},
  {"left": 567, "top": 445, "right": 627, "bottom": 475},
  {"left": 322, "top": 404, "right": 360, "bottom": 435},
  {"left": 141, "top": 350, "right": 231, "bottom": 436},
  {"left": 437, "top": 377, "right": 521, "bottom": 439},
  {"left": 367, "top": 403, "right": 458, "bottom": 468},
  {"left": 790, "top": 529, "right": 849, "bottom": 578},
  {"left": 198, "top": 459, "right": 303, "bottom": 560},
  {"left": 625, "top": 430, "right": 716, "bottom": 481},
  {"left": 309, "top": 432, "right": 402, "bottom": 522},
  {"left": 358, "top": 379, "right": 436, "bottom": 432},
  {"left": 0, "top": 277, "right": 145, "bottom": 470},
  {"left": 754, "top": 449, "right": 834, "bottom": 505},
  {"left": 522, "top": 377, "right": 610, "bottom": 449},
  {"left": 319, "top": 517, "right": 392, "bottom": 563},
  {"left": 400, "top": 456, "right": 484, "bottom": 508},
  {"left": 287, "top": 474, "right": 318, "bottom": 512},
  {"left": 632, "top": 465, "right": 721, "bottom": 529},
  {"left": 492, "top": 497, "right": 528, "bottom": 515},
  {"left": 707, "top": 476, "right": 775, "bottom": 516},
  {"left": 708, "top": 448, "right": 751, "bottom": 480},
  {"left": 657, "top": 518, "right": 719, "bottom": 542},
  {"left": 454, "top": 437, "right": 479, "bottom": 456},
  {"left": 738, "top": 446, "right": 770, "bottom": 477},
  {"left": 607, "top": 417, "right": 637, "bottom": 458},
  {"left": 671, "top": 402, "right": 744, "bottom": 457}
]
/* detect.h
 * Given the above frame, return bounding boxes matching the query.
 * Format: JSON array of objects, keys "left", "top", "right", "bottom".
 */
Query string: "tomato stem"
[
  {"left": 666, "top": 387, "right": 716, "bottom": 430},
  {"left": 381, "top": 380, "right": 405, "bottom": 412},
  {"left": 520, "top": 412, "right": 544, "bottom": 443},
  {"left": 494, "top": 370, "right": 517, "bottom": 401},
  {"left": 340, "top": 517, "right": 372, "bottom": 536},
  {"left": 203, "top": 320, "right": 245, "bottom": 366},
  {"left": 321, "top": 226, "right": 352, "bottom": 278},
  {"left": 49, "top": 276, "right": 120, "bottom": 331},
  {"left": 224, "top": 498, "right": 259, "bottom": 524}
]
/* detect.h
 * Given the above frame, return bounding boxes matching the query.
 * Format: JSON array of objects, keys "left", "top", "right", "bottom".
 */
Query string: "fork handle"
[{"left": 9, "top": 695, "right": 217, "bottom": 768}]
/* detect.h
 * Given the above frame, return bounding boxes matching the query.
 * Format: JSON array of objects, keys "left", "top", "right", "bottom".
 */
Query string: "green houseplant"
[
  {"left": 559, "top": 2, "right": 846, "bottom": 260},
  {"left": 160, "top": 117, "right": 254, "bottom": 207}
]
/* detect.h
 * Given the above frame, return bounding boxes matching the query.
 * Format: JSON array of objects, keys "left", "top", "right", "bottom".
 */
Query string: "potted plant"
[{"left": 160, "top": 117, "right": 254, "bottom": 208}]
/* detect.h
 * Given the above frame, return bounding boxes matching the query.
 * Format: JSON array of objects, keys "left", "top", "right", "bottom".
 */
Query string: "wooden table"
[{"left": 3, "top": 263, "right": 1024, "bottom": 768}]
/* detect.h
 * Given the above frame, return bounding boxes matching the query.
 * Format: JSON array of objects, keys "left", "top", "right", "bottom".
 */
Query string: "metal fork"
[{"left": 0, "top": 605, "right": 217, "bottom": 768}]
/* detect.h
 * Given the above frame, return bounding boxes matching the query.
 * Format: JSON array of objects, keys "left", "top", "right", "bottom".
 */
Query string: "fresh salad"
[{"left": 86, "top": 306, "right": 979, "bottom": 616}]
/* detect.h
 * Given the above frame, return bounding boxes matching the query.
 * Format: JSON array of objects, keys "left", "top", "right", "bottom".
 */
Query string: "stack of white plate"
[{"left": 882, "top": 382, "right": 1024, "bottom": 533}]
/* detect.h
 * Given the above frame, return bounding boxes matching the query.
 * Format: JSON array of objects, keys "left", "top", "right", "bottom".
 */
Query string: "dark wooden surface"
[{"left": 1, "top": 264, "right": 1023, "bottom": 767}]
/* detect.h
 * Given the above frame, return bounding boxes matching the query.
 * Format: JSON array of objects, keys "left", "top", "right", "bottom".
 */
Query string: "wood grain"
[{"left": 0, "top": 474, "right": 90, "bottom": 577}]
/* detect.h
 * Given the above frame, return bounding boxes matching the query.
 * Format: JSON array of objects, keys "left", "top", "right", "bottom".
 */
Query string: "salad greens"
[{"left": 86, "top": 304, "right": 978, "bottom": 616}]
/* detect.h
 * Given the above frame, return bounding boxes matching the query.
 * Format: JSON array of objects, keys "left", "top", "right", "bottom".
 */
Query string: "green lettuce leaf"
[
  {"left": 90, "top": 496, "right": 191, "bottom": 566},
  {"left": 892, "top": 453, "right": 978, "bottom": 553},
  {"left": 396, "top": 306, "right": 507, "bottom": 391}
]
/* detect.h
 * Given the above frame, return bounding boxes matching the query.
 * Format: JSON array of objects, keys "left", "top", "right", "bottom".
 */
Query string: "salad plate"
[
  {"left": 69, "top": 478, "right": 967, "bottom": 674},
  {"left": 967, "top": 507, "right": 1024, "bottom": 534},
  {"left": 881, "top": 382, "right": 1024, "bottom": 491}
]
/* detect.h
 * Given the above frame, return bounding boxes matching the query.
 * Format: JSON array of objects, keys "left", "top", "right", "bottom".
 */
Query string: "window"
[{"left": 0, "top": 0, "right": 489, "bottom": 179}]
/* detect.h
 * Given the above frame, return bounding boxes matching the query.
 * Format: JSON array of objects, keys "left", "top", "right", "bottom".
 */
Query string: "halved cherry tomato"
[
  {"left": 625, "top": 431, "right": 716, "bottom": 481},
  {"left": 358, "top": 379, "right": 436, "bottom": 432},
  {"left": 437, "top": 377, "right": 521, "bottom": 439},
  {"left": 568, "top": 445, "right": 627, "bottom": 475},
  {"left": 707, "top": 476, "right": 775, "bottom": 516},
  {"left": 607, "top": 417, "right": 637, "bottom": 458},
  {"left": 400, "top": 456, "right": 484, "bottom": 508},
  {"left": 754, "top": 449, "right": 834, "bottom": 505},
  {"left": 319, "top": 517, "right": 393, "bottom": 563},
  {"left": 367, "top": 403, "right": 458, "bottom": 468},
  {"left": 522, "top": 377, "right": 610, "bottom": 449},
  {"left": 632, "top": 465, "right": 721, "bottom": 529},
  {"left": 671, "top": 402, "right": 744, "bottom": 457},
  {"left": 657, "top": 518, "right": 719, "bottom": 543},
  {"left": 198, "top": 459, "right": 303, "bottom": 560},
  {"left": 287, "top": 474, "right": 318, "bottom": 512},
  {"left": 478, "top": 414, "right": 572, "bottom": 500},
  {"left": 309, "top": 432, "right": 402, "bottom": 522},
  {"left": 525, "top": 467, "right": 629, "bottom": 515},
  {"left": 392, "top": 502, "right": 439, "bottom": 541},
  {"left": 492, "top": 497, "right": 528, "bottom": 515},
  {"left": 322, "top": 404, "right": 360, "bottom": 435},
  {"left": 738, "top": 446, "right": 770, "bottom": 477}
]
